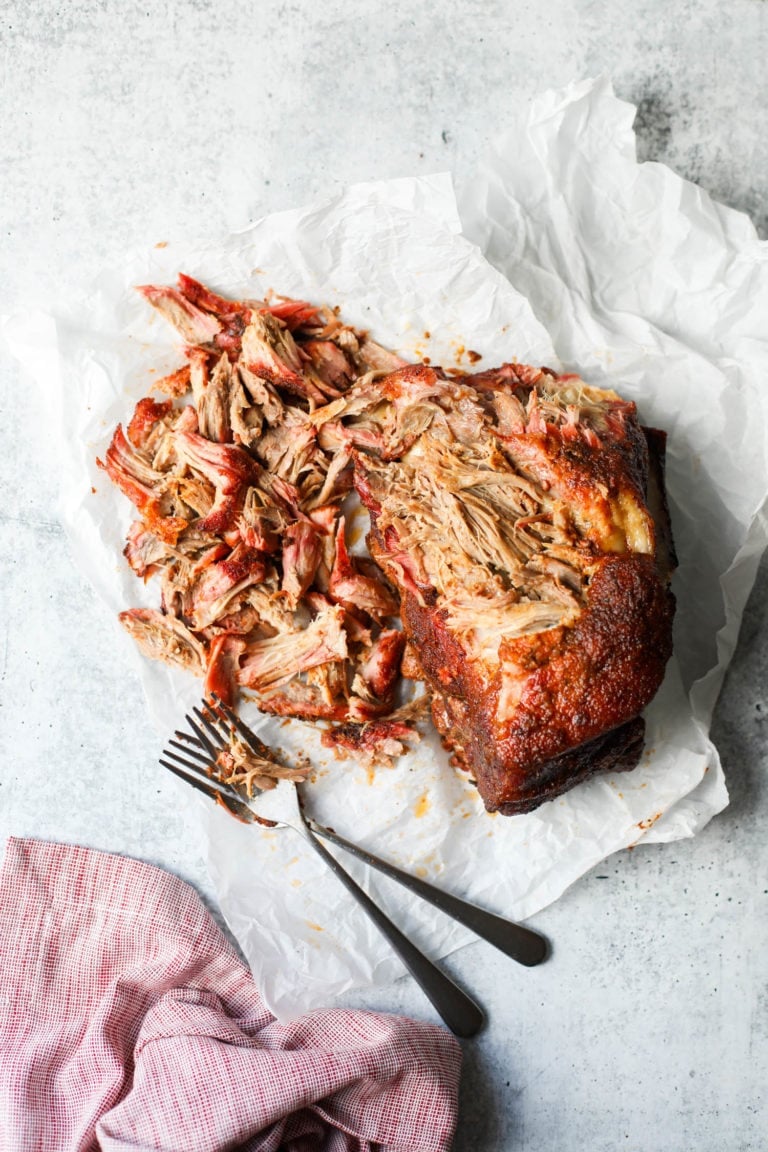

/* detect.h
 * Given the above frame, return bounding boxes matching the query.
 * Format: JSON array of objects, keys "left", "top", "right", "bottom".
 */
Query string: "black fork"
[
  {"left": 161, "top": 698, "right": 551, "bottom": 1034},
  {"left": 161, "top": 696, "right": 487, "bottom": 1037},
  {"left": 162, "top": 695, "right": 548, "bottom": 970},
  {"left": 160, "top": 702, "right": 256, "bottom": 822}
]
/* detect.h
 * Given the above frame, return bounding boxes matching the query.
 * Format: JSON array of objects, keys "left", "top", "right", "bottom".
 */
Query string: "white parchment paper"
[
  {"left": 460, "top": 75, "right": 768, "bottom": 842},
  {"left": 6, "top": 80, "right": 767, "bottom": 1020}
]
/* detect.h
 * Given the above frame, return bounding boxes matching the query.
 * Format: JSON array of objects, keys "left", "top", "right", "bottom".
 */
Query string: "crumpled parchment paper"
[
  {"left": 6, "top": 78, "right": 767, "bottom": 1021},
  {"left": 460, "top": 75, "right": 768, "bottom": 840}
]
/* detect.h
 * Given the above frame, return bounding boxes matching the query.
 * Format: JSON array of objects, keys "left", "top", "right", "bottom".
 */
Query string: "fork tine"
[
  {"left": 175, "top": 729, "right": 208, "bottom": 747},
  {"left": 192, "top": 704, "right": 229, "bottom": 753},
  {"left": 162, "top": 747, "right": 227, "bottom": 783},
  {"left": 167, "top": 738, "right": 214, "bottom": 768},
  {"left": 162, "top": 749, "right": 245, "bottom": 808},
  {"left": 177, "top": 731, "right": 206, "bottom": 752},
  {"left": 160, "top": 758, "right": 254, "bottom": 824},
  {"left": 210, "top": 693, "right": 271, "bottom": 758},
  {"left": 184, "top": 710, "right": 219, "bottom": 758},
  {"left": 160, "top": 759, "right": 223, "bottom": 802}
]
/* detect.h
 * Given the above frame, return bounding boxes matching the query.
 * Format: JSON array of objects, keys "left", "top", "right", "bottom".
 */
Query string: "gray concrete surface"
[{"left": 1, "top": 2, "right": 766, "bottom": 1149}]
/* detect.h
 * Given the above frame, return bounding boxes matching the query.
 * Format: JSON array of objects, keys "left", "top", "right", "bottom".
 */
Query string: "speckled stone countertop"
[{"left": 1, "top": 3, "right": 766, "bottom": 1149}]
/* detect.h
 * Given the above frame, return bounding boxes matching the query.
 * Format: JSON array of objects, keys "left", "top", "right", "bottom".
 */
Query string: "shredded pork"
[
  {"left": 101, "top": 274, "right": 673, "bottom": 809},
  {"left": 215, "top": 737, "right": 309, "bottom": 797},
  {"left": 100, "top": 274, "right": 418, "bottom": 766}
]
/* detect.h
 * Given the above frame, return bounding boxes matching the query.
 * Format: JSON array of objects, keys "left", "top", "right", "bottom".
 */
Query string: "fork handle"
[
  {"left": 302, "top": 830, "right": 484, "bottom": 1038},
  {"left": 307, "top": 822, "right": 547, "bottom": 967}
]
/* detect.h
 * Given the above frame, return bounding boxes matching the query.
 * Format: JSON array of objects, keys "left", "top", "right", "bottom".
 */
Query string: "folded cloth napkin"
[{"left": 0, "top": 838, "right": 461, "bottom": 1151}]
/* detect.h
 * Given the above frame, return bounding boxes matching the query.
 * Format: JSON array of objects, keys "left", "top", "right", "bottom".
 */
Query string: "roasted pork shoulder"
[
  {"left": 101, "top": 276, "right": 675, "bottom": 813},
  {"left": 337, "top": 363, "right": 676, "bottom": 813}
]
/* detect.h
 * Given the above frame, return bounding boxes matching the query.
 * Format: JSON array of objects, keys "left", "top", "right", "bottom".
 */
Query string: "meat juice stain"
[{"left": 414, "top": 792, "right": 431, "bottom": 818}]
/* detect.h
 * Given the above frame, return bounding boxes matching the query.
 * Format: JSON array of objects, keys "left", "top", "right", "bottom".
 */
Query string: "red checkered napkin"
[{"left": 0, "top": 838, "right": 460, "bottom": 1151}]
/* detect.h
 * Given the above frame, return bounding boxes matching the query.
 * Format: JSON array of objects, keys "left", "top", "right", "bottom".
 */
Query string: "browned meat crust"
[
  {"left": 367, "top": 521, "right": 673, "bottom": 812},
  {"left": 355, "top": 366, "right": 676, "bottom": 814},
  {"left": 431, "top": 689, "right": 646, "bottom": 814}
]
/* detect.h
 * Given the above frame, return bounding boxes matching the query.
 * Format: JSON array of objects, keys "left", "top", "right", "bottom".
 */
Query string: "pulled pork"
[
  {"left": 102, "top": 276, "right": 674, "bottom": 810},
  {"left": 215, "top": 737, "right": 310, "bottom": 798},
  {"left": 100, "top": 274, "right": 419, "bottom": 769}
]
